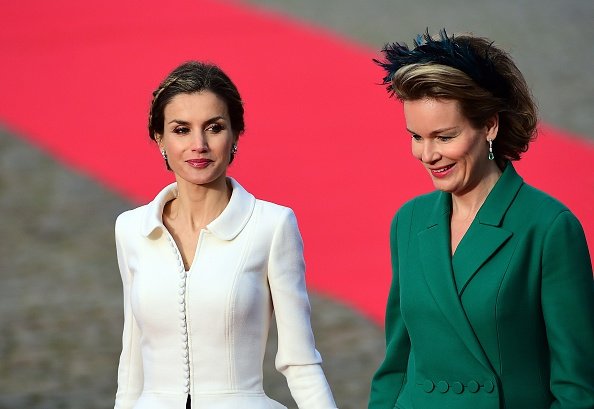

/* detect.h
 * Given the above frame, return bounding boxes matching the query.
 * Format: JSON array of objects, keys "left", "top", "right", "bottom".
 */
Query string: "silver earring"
[
  {"left": 488, "top": 139, "right": 494, "bottom": 160},
  {"left": 231, "top": 144, "right": 238, "bottom": 154},
  {"left": 161, "top": 149, "right": 168, "bottom": 160}
]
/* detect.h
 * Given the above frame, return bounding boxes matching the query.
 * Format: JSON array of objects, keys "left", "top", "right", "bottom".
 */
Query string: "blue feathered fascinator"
[{"left": 375, "top": 29, "right": 507, "bottom": 98}]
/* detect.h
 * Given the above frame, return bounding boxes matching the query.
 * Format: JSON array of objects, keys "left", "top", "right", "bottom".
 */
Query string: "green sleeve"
[
  {"left": 368, "top": 212, "right": 411, "bottom": 409},
  {"left": 542, "top": 211, "right": 594, "bottom": 409}
]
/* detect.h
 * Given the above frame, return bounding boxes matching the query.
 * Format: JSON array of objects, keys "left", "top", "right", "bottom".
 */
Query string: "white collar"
[{"left": 141, "top": 177, "right": 256, "bottom": 241}]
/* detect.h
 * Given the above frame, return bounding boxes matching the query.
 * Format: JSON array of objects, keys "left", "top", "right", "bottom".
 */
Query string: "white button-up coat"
[{"left": 114, "top": 178, "right": 337, "bottom": 409}]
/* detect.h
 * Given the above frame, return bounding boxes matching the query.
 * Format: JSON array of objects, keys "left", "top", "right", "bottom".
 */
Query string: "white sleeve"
[
  {"left": 268, "top": 208, "right": 338, "bottom": 409},
  {"left": 114, "top": 217, "right": 144, "bottom": 409}
]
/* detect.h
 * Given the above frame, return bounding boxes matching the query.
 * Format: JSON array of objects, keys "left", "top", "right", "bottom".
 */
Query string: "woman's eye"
[
  {"left": 437, "top": 136, "right": 453, "bottom": 142},
  {"left": 173, "top": 127, "right": 190, "bottom": 134},
  {"left": 206, "top": 123, "right": 224, "bottom": 133},
  {"left": 411, "top": 134, "right": 422, "bottom": 141}
]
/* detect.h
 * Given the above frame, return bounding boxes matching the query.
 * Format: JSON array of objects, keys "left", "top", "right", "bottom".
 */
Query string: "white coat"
[{"left": 114, "top": 178, "right": 337, "bottom": 409}]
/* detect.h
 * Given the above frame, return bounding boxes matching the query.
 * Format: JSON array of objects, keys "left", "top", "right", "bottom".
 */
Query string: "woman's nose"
[
  {"left": 192, "top": 133, "right": 208, "bottom": 152},
  {"left": 421, "top": 141, "right": 440, "bottom": 163}
]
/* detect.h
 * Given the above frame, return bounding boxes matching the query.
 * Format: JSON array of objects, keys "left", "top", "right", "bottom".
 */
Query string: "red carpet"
[{"left": 2, "top": 0, "right": 593, "bottom": 323}]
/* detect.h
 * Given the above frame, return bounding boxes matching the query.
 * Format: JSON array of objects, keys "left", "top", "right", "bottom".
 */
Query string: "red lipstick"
[
  {"left": 186, "top": 159, "right": 212, "bottom": 169},
  {"left": 429, "top": 164, "right": 455, "bottom": 178}
]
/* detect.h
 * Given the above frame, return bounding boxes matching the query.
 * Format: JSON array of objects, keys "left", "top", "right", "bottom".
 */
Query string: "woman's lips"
[
  {"left": 429, "top": 163, "right": 455, "bottom": 178},
  {"left": 186, "top": 159, "right": 212, "bottom": 169}
]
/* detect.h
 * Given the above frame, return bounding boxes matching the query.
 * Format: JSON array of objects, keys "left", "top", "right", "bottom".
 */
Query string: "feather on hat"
[{"left": 375, "top": 29, "right": 507, "bottom": 98}]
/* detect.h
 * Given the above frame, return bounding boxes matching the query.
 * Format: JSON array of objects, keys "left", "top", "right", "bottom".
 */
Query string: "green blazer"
[{"left": 369, "top": 163, "right": 594, "bottom": 409}]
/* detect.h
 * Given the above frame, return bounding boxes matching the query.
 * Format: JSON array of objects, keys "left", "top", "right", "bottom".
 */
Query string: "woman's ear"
[
  {"left": 155, "top": 134, "right": 164, "bottom": 149},
  {"left": 485, "top": 113, "right": 499, "bottom": 141}
]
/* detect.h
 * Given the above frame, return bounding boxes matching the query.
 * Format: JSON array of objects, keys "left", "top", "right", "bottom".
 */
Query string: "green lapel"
[
  {"left": 452, "top": 164, "right": 523, "bottom": 294},
  {"left": 416, "top": 163, "right": 523, "bottom": 373},
  {"left": 418, "top": 191, "right": 493, "bottom": 372}
]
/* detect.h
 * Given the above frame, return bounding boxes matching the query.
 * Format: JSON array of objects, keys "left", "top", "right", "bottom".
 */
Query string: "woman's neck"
[
  {"left": 167, "top": 176, "right": 231, "bottom": 231},
  {"left": 451, "top": 165, "right": 502, "bottom": 222}
]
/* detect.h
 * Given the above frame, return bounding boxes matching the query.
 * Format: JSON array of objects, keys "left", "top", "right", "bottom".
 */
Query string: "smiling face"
[
  {"left": 404, "top": 98, "right": 500, "bottom": 197},
  {"left": 156, "top": 91, "right": 236, "bottom": 188}
]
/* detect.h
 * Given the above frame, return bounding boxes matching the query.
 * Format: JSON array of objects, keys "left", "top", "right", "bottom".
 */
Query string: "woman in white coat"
[{"left": 114, "top": 61, "right": 337, "bottom": 409}]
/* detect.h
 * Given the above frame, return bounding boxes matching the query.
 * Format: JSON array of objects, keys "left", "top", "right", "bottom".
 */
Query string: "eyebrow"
[
  {"left": 204, "top": 116, "right": 226, "bottom": 124},
  {"left": 167, "top": 116, "right": 227, "bottom": 126},
  {"left": 168, "top": 119, "right": 191, "bottom": 126},
  {"left": 406, "top": 126, "right": 458, "bottom": 135}
]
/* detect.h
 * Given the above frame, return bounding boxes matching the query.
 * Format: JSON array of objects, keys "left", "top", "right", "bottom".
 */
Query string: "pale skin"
[
  {"left": 403, "top": 98, "right": 501, "bottom": 254},
  {"left": 155, "top": 91, "right": 237, "bottom": 270}
]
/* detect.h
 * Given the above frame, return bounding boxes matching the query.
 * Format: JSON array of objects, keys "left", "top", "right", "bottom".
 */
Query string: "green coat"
[{"left": 369, "top": 163, "right": 594, "bottom": 409}]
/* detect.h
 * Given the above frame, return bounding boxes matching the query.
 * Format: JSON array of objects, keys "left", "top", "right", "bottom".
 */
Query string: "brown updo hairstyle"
[
  {"left": 148, "top": 61, "right": 245, "bottom": 168},
  {"left": 389, "top": 34, "right": 538, "bottom": 170}
]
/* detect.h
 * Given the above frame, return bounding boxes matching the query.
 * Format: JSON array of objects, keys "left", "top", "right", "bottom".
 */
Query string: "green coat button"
[
  {"left": 467, "top": 380, "right": 480, "bottom": 393},
  {"left": 437, "top": 381, "right": 449, "bottom": 393},
  {"left": 452, "top": 381, "right": 464, "bottom": 394},
  {"left": 422, "top": 380, "right": 435, "bottom": 393}
]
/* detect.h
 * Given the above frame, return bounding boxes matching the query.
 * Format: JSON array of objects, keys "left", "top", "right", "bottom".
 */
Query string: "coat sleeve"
[
  {"left": 542, "top": 210, "right": 594, "bottom": 409},
  {"left": 268, "top": 208, "right": 338, "bottom": 409},
  {"left": 368, "top": 211, "right": 411, "bottom": 409},
  {"left": 114, "top": 216, "right": 144, "bottom": 409}
]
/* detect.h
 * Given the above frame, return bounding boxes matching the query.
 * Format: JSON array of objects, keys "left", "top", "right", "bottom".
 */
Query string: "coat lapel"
[
  {"left": 452, "top": 164, "right": 523, "bottom": 294},
  {"left": 452, "top": 227, "right": 511, "bottom": 295},
  {"left": 417, "top": 163, "right": 524, "bottom": 372},
  {"left": 418, "top": 192, "right": 493, "bottom": 372}
]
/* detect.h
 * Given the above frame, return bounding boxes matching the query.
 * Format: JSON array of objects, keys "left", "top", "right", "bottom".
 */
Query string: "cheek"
[
  {"left": 217, "top": 136, "right": 233, "bottom": 154},
  {"left": 411, "top": 141, "right": 423, "bottom": 159},
  {"left": 464, "top": 141, "right": 485, "bottom": 164},
  {"left": 165, "top": 142, "right": 184, "bottom": 157}
]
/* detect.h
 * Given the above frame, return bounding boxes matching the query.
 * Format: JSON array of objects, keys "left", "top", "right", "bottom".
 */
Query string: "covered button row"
[
  {"left": 422, "top": 379, "right": 495, "bottom": 394},
  {"left": 168, "top": 236, "right": 191, "bottom": 394},
  {"left": 167, "top": 236, "right": 185, "bottom": 269}
]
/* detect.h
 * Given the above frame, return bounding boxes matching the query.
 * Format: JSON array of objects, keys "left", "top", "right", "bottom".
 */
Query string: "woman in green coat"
[{"left": 368, "top": 30, "right": 594, "bottom": 409}]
